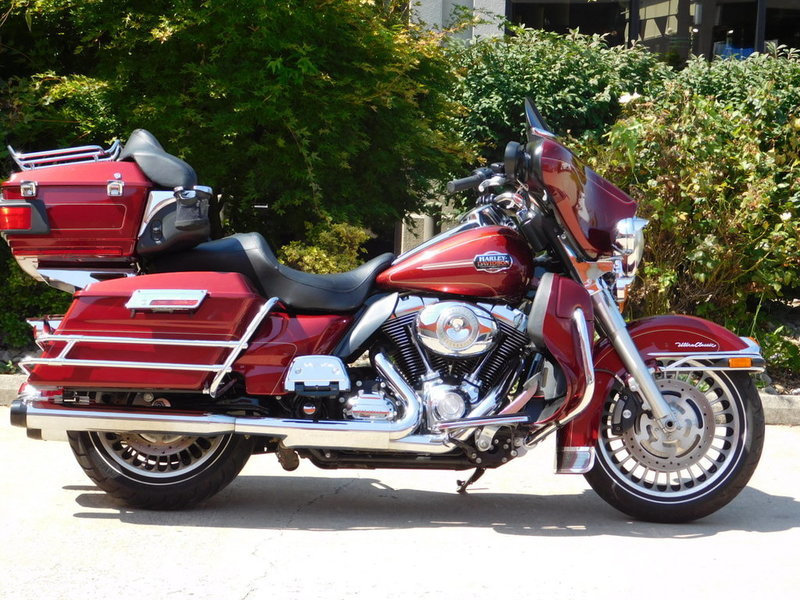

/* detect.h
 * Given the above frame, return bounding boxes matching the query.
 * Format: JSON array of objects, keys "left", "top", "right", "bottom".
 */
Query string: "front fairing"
[{"left": 529, "top": 135, "right": 637, "bottom": 260}]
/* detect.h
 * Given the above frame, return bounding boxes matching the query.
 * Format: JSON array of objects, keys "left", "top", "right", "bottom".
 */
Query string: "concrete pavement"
[
  {"left": 3, "top": 373, "right": 798, "bottom": 424},
  {"left": 0, "top": 406, "right": 798, "bottom": 600}
]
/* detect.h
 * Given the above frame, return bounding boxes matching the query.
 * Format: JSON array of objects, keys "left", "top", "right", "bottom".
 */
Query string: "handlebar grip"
[
  {"left": 446, "top": 167, "right": 495, "bottom": 194},
  {"left": 447, "top": 175, "right": 483, "bottom": 194}
]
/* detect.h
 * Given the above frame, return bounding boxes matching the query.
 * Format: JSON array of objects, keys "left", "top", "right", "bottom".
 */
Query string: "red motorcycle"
[{"left": 1, "top": 100, "right": 765, "bottom": 522}]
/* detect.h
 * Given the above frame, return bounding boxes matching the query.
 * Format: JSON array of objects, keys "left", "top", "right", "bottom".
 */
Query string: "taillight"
[{"left": 0, "top": 205, "right": 32, "bottom": 230}]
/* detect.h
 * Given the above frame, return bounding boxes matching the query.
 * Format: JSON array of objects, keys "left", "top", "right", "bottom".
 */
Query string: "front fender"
[{"left": 557, "top": 314, "right": 763, "bottom": 452}]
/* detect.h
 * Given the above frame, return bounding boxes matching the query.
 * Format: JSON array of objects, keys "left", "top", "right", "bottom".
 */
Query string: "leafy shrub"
[
  {"left": 582, "top": 49, "right": 800, "bottom": 371},
  {"left": 279, "top": 221, "right": 373, "bottom": 274},
  {"left": 445, "top": 27, "right": 669, "bottom": 160}
]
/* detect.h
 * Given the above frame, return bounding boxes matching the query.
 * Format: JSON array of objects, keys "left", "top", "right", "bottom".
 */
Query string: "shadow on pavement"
[{"left": 70, "top": 474, "right": 800, "bottom": 538}]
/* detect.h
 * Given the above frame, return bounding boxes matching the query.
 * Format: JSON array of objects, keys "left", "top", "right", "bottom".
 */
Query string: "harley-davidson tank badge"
[{"left": 473, "top": 252, "right": 513, "bottom": 273}]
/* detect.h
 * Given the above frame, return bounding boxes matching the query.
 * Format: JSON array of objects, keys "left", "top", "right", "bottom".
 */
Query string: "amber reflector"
[{"left": 728, "top": 357, "right": 752, "bottom": 369}]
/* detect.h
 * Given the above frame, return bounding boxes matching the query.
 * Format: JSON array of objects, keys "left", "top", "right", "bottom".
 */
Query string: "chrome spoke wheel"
[
  {"left": 69, "top": 429, "right": 254, "bottom": 509},
  {"left": 601, "top": 374, "right": 740, "bottom": 498},
  {"left": 97, "top": 432, "right": 225, "bottom": 480},
  {"left": 585, "top": 364, "right": 764, "bottom": 522}
]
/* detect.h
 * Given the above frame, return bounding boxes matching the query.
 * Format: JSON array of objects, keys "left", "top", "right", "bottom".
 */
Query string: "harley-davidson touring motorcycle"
[{"left": 1, "top": 100, "right": 764, "bottom": 522}]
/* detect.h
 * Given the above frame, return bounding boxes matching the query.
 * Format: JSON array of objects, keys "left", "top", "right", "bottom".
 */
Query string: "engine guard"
[{"left": 555, "top": 314, "right": 765, "bottom": 472}]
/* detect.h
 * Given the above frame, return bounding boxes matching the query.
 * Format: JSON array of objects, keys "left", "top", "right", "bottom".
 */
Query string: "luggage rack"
[
  {"left": 20, "top": 297, "right": 279, "bottom": 397},
  {"left": 8, "top": 140, "right": 122, "bottom": 171}
]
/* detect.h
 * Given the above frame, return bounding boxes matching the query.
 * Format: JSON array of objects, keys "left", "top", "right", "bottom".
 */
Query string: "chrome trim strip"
[
  {"left": 438, "top": 414, "right": 529, "bottom": 431},
  {"left": 33, "top": 333, "right": 239, "bottom": 349},
  {"left": 125, "top": 289, "right": 208, "bottom": 311},
  {"left": 208, "top": 297, "right": 279, "bottom": 396},
  {"left": 555, "top": 446, "right": 596, "bottom": 474},
  {"left": 21, "top": 357, "right": 227, "bottom": 372},
  {"left": 37, "top": 268, "right": 136, "bottom": 294},
  {"left": 572, "top": 308, "right": 595, "bottom": 389}
]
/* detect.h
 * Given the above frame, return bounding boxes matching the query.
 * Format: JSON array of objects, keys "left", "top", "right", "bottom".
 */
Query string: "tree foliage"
[
  {"left": 1, "top": 0, "right": 468, "bottom": 241},
  {"left": 0, "top": 0, "right": 468, "bottom": 346}
]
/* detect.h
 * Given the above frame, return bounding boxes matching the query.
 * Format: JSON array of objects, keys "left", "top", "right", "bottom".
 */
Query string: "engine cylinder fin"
[
  {"left": 474, "top": 323, "right": 529, "bottom": 394},
  {"left": 381, "top": 313, "right": 426, "bottom": 384}
]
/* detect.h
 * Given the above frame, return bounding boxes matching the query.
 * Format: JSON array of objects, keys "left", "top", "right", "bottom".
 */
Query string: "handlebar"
[{"left": 446, "top": 167, "right": 496, "bottom": 194}]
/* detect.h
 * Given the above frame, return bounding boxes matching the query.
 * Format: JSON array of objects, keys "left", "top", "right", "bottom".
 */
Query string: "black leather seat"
[
  {"left": 119, "top": 129, "right": 198, "bottom": 189},
  {"left": 149, "top": 232, "right": 394, "bottom": 312}
]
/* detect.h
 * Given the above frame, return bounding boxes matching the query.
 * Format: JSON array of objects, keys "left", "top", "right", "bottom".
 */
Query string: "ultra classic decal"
[
  {"left": 473, "top": 251, "right": 513, "bottom": 273},
  {"left": 674, "top": 341, "right": 719, "bottom": 350}
]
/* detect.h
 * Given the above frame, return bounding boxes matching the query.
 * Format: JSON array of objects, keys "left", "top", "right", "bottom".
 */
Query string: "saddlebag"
[{"left": 23, "top": 272, "right": 265, "bottom": 391}]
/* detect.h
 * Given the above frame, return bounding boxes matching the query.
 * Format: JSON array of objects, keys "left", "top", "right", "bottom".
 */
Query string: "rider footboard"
[{"left": 22, "top": 272, "right": 273, "bottom": 394}]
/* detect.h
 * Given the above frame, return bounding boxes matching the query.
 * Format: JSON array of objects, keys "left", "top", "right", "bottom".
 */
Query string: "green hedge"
[
  {"left": 444, "top": 31, "right": 799, "bottom": 373},
  {"left": 445, "top": 28, "right": 669, "bottom": 158},
  {"left": 580, "top": 49, "right": 800, "bottom": 372}
]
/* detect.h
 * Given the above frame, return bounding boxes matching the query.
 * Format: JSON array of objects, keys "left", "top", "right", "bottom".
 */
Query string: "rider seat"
[{"left": 149, "top": 232, "right": 394, "bottom": 312}]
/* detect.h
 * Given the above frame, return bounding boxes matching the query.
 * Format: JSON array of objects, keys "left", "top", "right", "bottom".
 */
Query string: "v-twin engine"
[{"left": 342, "top": 296, "right": 530, "bottom": 433}]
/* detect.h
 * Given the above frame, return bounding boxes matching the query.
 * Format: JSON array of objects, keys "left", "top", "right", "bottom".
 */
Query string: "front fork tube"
[{"left": 591, "top": 281, "right": 677, "bottom": 431}]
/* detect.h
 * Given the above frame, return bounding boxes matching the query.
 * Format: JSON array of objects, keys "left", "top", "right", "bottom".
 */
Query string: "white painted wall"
[{"left": 412, "top": 0, "right": 505, "bottom": 37}]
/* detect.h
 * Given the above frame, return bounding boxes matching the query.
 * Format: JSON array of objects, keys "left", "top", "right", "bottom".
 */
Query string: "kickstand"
[{"left": 456, "top": 468, "right": 486, "bottom": 494}]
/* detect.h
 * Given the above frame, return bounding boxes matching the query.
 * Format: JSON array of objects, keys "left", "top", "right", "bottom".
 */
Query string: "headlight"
[{"left": 613, "top": 217, "right": 648, "bottom": 277}]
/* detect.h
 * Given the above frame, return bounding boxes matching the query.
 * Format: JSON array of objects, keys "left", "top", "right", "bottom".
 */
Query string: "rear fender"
[{"left": 556, "top": 314, "right": 764, "bottom": 464}]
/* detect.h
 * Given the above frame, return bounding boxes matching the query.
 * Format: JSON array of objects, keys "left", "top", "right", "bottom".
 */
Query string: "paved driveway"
[{"left": 1, "top": 407, "right": 798, "bottom": 599}]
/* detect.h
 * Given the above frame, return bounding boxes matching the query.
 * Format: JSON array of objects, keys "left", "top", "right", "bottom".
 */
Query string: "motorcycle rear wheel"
[
  {"left": 584, "top": 367, "right": 764, "bottom": 523},
  {"left": 68, "top": 431, "right": 254, "bottom": 509}
]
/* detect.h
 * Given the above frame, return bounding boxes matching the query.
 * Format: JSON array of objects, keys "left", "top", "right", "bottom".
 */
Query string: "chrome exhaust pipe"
[
  {"left": 11, "top": 351, "right": 521, "bottom": 455},
  {"left": 12, "top": 352, "right": 432, "bottom": 452}
]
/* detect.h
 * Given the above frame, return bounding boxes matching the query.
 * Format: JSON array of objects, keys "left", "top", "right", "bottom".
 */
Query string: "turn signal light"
[
  {"left": 728, "top": 357, "right": 753, "bottom": 369},
  {"left": 0, "top": 205, "right": 32, "bottom": 230}
]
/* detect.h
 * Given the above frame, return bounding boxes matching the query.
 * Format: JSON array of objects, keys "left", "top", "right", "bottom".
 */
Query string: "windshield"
[{"left": 524, "top": 97, "right": 556, "bottom": 138}]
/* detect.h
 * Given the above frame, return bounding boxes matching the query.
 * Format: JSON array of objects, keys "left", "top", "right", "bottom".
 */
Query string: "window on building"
[
  {"left": 713, "top": 1, "right": 800, "bottom": 57},
  {"left": 507, "top": 0, "right": 631, "bottom": 47}
]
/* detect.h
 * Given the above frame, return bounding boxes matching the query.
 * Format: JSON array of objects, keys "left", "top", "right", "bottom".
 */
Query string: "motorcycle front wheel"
[
  {"left": 584, "top": 366, "right": 764, "bottom": 523},
  {"left": 68, "top": 431, "right": 254, "bottom": 509}
]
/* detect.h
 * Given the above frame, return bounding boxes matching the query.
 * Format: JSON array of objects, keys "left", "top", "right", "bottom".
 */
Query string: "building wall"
[
  {"left": 638, "top": 0, "right": 693, "bottom": 58},
  {"left": 413, "top": 0, "right": 506, "bottom": 37}
]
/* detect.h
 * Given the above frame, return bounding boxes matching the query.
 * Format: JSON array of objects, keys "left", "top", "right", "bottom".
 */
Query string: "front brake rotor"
[{"left": 621, "top": 379, "right": 715, "bottom": 471}]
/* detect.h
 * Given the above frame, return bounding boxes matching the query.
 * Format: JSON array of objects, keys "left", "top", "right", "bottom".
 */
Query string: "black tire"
[
  {"left": 68, "top": 431, "right": 254, "bottom": 510},
  {"left": 584, "top": 367, "right": 764, "bottom": 523}
]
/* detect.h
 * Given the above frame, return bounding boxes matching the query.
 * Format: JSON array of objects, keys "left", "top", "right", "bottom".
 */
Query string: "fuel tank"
[{"left": 376, "top": 225, "right": 533, "bottom": 301}]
